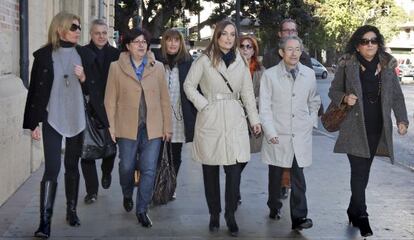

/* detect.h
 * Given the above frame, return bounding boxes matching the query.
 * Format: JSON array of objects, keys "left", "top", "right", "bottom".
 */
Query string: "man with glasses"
[
  {"left": 81, "top": 19, "right": 120, "bottom": 204},
  {"left": 263, "top": 19, "right": 316, "bottom": 203},
  {"left": 260, "top": 36, "right": 320, "bottom": 231}
]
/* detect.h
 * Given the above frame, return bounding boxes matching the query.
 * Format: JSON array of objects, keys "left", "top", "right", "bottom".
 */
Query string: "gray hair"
[
  {"left": 89, "top": 19, "right": 108, "bottom": 32},
  {"left": 278, "top": 36, "right": 304, "bottom": 51}
]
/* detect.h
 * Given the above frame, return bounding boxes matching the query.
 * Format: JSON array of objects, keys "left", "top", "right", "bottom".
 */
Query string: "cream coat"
[
  {"left": 104, "top": 51, "right": 172, "bottom": 140},
  {"left": 259, "top": 61, "right": 321, "bottom": 168},
  {"left": 183, "top": 51, "right": 260, "bottom": 165}
]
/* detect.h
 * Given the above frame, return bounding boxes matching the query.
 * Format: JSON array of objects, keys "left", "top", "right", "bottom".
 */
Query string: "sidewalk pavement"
[{"left": 0, "top": 130, "right": 413, "bottom": 239}]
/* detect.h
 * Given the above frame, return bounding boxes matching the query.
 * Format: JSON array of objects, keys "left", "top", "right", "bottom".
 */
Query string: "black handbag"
[
  {"left": 152, "top": 142, "right": 177, "bottom": 205},
  {"left": 80, "top": 96, "right": 116, "bottom": 160}
]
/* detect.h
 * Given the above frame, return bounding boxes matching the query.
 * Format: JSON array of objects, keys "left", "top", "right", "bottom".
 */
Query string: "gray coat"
[{"left": 328, "top": 52, "right": 408, "bottom": 163}]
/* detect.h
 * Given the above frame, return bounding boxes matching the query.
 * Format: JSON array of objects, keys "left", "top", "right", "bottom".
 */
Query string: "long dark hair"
[{"left": 345, "top": 25, "right": 385, "bottom": 55}]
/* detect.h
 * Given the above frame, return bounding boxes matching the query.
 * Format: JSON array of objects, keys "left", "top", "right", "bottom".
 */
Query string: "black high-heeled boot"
[
  {"left": 225, "top": 212, "right": 239, "bottom": 237},
  {"left": 356, "top": 216, "right": 373, "bottom": 237},
  {"left": 65, "top": 173, "right": 81, "bottom": 226},
  {"left": 34, "top": 181, "right": 57, "bottom": 239},
  {"left": 209, "top": 213, "right": 220, "bottom": 232}
]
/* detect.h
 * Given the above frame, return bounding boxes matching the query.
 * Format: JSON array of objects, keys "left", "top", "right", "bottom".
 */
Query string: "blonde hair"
[
  {"left": 47, "top": 11, "right": 81, "bottom": 50},
  {"left": 204, "top": 19, "right": 240, "bottom": 68},
  {"left": 160, "top": 29, "right": 191, "bottom": 63}
]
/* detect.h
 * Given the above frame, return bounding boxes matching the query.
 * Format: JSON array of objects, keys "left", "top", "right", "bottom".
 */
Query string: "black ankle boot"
[
  {"left": 209, "top": 213, "right": 220, "bottom": 232},
  {"left": 225, "top": 213, "right": 239, "bottom": 237},
  {"left": 34, "top": 181, "right": 57, "bottom": 239},
  {"left": 65, "top": 174, "right": 81, "bottom": 226},
  {"left": 356, "top": 216, "right": 373, "bottom": 237}
]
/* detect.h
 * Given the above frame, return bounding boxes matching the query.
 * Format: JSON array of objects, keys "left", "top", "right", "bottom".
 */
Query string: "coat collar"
[
  {"left": 216, "top": 49, "right": 247, "bottom": 78},
  {"left": 118, "top": 51, "right": 157, "bottom": 82}
]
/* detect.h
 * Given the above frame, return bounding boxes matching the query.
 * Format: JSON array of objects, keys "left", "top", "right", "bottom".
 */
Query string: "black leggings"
[{"left": 41, "top": 121, "right": 82, "bottom": 182}]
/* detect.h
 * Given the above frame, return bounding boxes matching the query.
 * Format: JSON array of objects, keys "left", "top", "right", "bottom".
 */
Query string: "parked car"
[{"left": 311, "top": 58, "right": 328, "bottom": 79}]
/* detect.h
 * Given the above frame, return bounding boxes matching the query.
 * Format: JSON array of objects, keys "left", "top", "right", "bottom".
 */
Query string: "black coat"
[
  {"left": 84, "top": 41, "right": 120, "bottom": 90},
  {"left": 154, "top": 49, "right": 197, "bottom": 142},
  {"left": 23, "top": 44, "right": 108, "bottom": 131}
]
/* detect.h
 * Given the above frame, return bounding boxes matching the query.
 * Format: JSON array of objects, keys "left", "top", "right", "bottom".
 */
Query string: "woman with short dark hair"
[
  {"left": 328, "top": 25, "right": 408, "bottom": 237},
  {"left": 104, "top": 28, "right": 172, "bottom": 228}
]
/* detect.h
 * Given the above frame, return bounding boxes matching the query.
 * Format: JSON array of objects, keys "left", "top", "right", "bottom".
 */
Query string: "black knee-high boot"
[
  {"left": 34, "top": 181, "right": 57, "bottom": 238},
  {"left": 65, "top": 173, "right": 81, "bottom": 226}
]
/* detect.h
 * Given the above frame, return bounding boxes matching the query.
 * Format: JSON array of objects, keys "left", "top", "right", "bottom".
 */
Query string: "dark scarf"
[
  {"left": 221, "top": 50, "right": 235, "bottom": 68},
  {"left": 167, "top": 53, "right": 178, "bottom": 69},
  {"left": 59, "top": 40, "right": 76, "bottom": 48},
  {"left": 89, "top": 40, "right": 107, "bottom": 68},
  {"left": 356, "top": 52, "right": 381, "bottom": 102}
]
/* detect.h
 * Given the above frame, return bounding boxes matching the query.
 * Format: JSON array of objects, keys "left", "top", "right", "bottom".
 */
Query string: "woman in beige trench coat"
[{"left": 184, "top": 20, "right": 261, "bottom": 237}]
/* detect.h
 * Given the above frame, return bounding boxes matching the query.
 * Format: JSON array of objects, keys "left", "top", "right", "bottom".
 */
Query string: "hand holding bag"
[{"left": 321, "top": 101, "right": 350, "bottom": 132}]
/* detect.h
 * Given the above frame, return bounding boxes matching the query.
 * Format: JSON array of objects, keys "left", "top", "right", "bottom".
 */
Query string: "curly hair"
[
  {"left": 345, "top": 25, "right": 385, "bottom": 55},
  {"left": 121, "top": 28, "right": 151, "bottom": 52}
]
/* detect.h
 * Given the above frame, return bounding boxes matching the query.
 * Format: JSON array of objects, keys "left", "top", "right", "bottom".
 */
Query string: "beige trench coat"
[
  {"left": 183, "top": 51, "right": 260, "bottom": 165},
  {"left": 259, "top": 61, "right": 321, "bottom": 168}
]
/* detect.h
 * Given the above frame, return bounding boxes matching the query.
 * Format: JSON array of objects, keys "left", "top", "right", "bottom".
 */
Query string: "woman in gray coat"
[{"left": 328, "top": 25, "right": 408, "bottom": 237}]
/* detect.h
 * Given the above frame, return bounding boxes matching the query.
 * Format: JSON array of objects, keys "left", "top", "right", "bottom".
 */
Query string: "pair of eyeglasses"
[
  {"left": 281, "top": 29, "right": 297, "bottom": 34},
  {"left": 359, "top": 38, "right": 378, "bottom": 46},
  {"left": 69, "top": 23, "right": 82, "bottom": 32},
  {"left": 240, "top": 44, "right": 253, "bottom": 50},
  {"left": 131, "top": 39, "right": 147, "bottom": 45}
]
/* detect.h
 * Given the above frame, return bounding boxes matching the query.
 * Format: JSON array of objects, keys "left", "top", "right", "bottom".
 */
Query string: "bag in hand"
[
  {"left": 152, "top": 142, "right": 177, "bottom": 205},
  {"left": 81, "top": 100, "right": 116, "bottom": 160},
  {"left": 321, "top": 101, "right": 350, "bottom": 132}
]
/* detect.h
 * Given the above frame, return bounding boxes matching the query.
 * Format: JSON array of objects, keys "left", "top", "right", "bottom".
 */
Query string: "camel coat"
[
  {"left": 183, "top": 51, "right": 260, "bottom": 165},
  {"left": 104, "top": 51, "right": 172, "bottom": 140}
]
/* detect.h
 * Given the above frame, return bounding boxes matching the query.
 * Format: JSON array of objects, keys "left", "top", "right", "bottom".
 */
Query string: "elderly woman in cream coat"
[
  {"left": 259, "top": 36, "right": 320, "bottom": 231},
  {"left": 184, "top": 20, "right": 260, "bottom": 237}
]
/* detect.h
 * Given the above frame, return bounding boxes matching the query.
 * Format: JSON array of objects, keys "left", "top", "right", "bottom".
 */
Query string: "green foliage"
[{"left": 314, "top": 0, "right": 407, "bottom": 53}]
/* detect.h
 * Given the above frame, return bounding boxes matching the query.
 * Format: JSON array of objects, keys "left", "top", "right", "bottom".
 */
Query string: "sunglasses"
[
  {"left": 69, "top": 23, "right": 82, "bottom": 32},
  {"left": 240, "top": 44, "right": 253, "bottom": 49},
  {"left": 359, "top": 38, "right": 378, "bottom": 46}
]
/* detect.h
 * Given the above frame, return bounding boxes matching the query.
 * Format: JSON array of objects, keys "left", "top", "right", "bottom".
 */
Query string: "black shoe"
[
  {"left": 347, "top": 209, "right": 358, "bottom": 227},
  {"left": 34, "top": 181, "right": 57, "bottom": 239},
  {"left": 209, "top": 214, "right": 220, "bottom": 232},
  {"left": 123, "top": 197, "right": 133, "bottom": 212},
  {"left": 225, "top": 213, "right": 239, "bottom": 237},
  {"left": 84, "top": 193, "right": 97, "bottom": 204},
  {"left": 101, "top": 174, "right": 112, "bottom": 189},
  {"left": 137, "top": 212, "right": 152, "bottom": 228},
  {"left": 280, "top": 187, "right": 289, "bottom": 199},
  {"left": 65, "top": 174, "right": 81, "bottom": 227},
  {"left": 292, "top": 218, "right": 313, "bottom": 230},
  {"left": 269, "top": 209, "right": 281, "bottom": 220},
  {"left": 356, "top": 216, "right": 373, "bottom": 237}
]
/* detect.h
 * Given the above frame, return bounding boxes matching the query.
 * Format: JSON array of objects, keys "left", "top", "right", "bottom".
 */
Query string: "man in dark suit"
[
  {"left": 262, "top": 19, "right": 319, "bottom": 206},
  {"left": 81, "top": 19, "right": 120, "bottom": 204}
]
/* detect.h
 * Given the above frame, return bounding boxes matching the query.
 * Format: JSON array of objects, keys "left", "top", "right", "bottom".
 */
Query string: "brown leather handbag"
[{"left": 321, "top": 102, "right": 350, "bottom": 132}]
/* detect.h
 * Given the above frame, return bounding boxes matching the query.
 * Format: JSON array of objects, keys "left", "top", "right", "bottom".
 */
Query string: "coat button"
[
  {"left": 43, "top": 69, "right": 48, "bottom": 73},
  {"left": 355, "top": 112, "right": 359, "bottom": 116},
  {"left": 31, "top": 104, "right": 35, "bottom": 108},
  {"left": 292, "top": 134, "right": 295, "bottom": 137},
  {"left": 292, "top": 114, "right": 295, "bottom": 118},
  {"left": 39, "top": 81, "right": 43, "bottom": 85}
]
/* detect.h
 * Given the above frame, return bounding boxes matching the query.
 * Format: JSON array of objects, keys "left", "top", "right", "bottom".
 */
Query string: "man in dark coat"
[
  {"left": 262, "top": 19, "right": 321, "bottom": 206},
  {"left": 81, "top": 19, "right": 120, "bottom": 204}
]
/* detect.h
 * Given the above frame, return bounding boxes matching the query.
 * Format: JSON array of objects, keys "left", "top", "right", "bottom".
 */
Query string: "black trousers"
[
  {"left": 202, "top": 163, "right": 241, "bottom": 215},
  {"left": 159, "top": 142, "right": 183, "bottom": 177},
  {"left": 42, "top": 121, "right": 82, "bottom": 182},
  {"left": 267, "top": 157, "right": 308, "bottom": 221},
  {"left": 347, "top": 133, "right": 381, "bottom": 217},
  {"left": 80, "top": 153, "right": 116, "bottom": 195}
]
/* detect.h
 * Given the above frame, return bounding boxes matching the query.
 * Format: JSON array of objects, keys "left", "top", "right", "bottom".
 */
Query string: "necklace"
[{"left": 57, "top": 48, "right": 76, "bottom": 87}]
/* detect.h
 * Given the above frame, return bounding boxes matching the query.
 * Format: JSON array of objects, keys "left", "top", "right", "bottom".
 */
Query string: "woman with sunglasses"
[
  {"left": 184, "top": 19, "right": 261, "bottom": 237},
  {"left": 328, "top": 25, "right": 408, "bottom": 237},
  {"left": 154, "top": 29, "right": 196, "bottom": 200},
  {"left": 23, "top": 12, "right": 107, "bottom": 238},
  {"left": 237, "top": 35, "right": 265, "bottom": 205}
]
